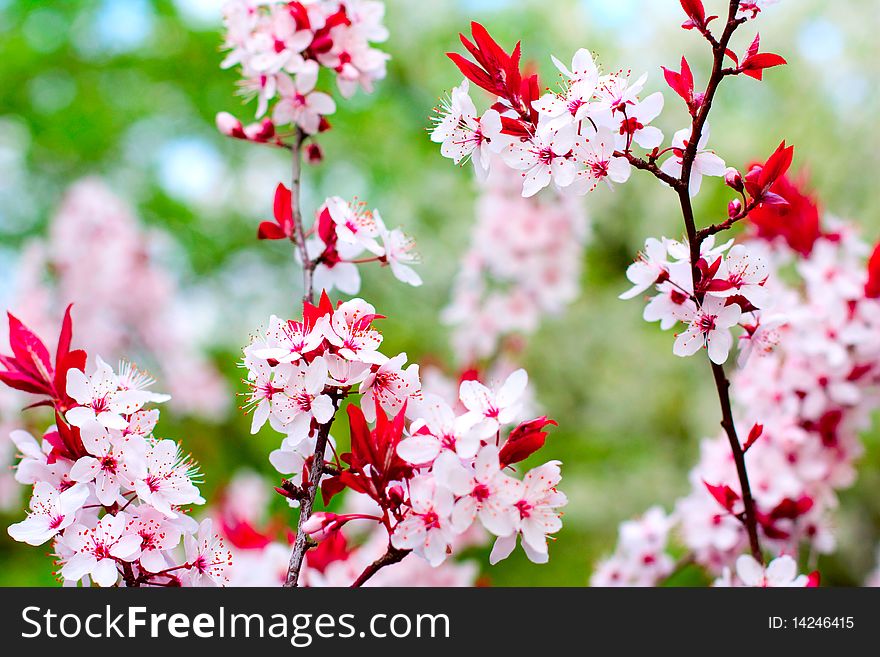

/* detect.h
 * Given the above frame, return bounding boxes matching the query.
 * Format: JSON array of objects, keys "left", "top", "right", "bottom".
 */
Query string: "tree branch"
[
  {"left": 283, "top": 411, "right": 337, "bottom": 587},
  {"left": 288, "top": 128, "right": 315, "bottom": 304},
  {"left": 616, "top": 151, "right": 684, "bottom": 190},
  {"left": 673, "top": 1, "right": 764, "bottom": 563},
  {"left": 350, "top": 546, "right": 411, "bottom": 588}
]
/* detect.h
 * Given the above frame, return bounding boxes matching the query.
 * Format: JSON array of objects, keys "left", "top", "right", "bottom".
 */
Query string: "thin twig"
[
  {"left": 288, "top": 128, "right": 314, "bottom": 304},
  {"left": 674, "top": 0, "right": 763, "bottom": 563},
  {"left": 350, "top": 546, "right": 411, "bottom": 588},
  {"left": 281, "top": 133, "right": 335, "bottom": 587},
  {"left": 283, "top": 410, "right": 337, "bottom": 587}
]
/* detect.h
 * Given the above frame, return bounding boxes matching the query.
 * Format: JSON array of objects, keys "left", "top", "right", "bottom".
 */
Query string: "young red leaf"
[
  {"left": 866, "top": 242, "right": 880, "bottom": 298},
  {"left": 704, "top": 480, "right": 740, "bottom": 513},
  {"left": 500, "top": 416, "right": 557, "bottom": 467},
  {"left": 743, "top": 423, "right": 764, "bottom": 451},
  {"left": 257, "top": 221, "right": 287, "bottom": 240},
  {"left": 741, "top": 52, "right": 787, "bottom": 80},
  {"left": 662, "top": 57, "right": 696, "bottom": 112},
  {"left": 680, "top": 0, "right": 706, "bottom": 25}
]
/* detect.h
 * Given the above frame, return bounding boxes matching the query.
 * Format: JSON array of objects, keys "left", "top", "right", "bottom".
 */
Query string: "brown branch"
[
  {"left": 280, "top": 130, "right": 337, "bottom": 587},
  {"left": 350, "top": 546, "right": 411, "bottom": 588},
  {"left": 672, "top": 1, "right": 763, "bottom": 563},
  {"left": 616, "top": 151, "right": 684, "bottom": 190},
  {"left": 283, "top": 411, "right": 337, "bottom": 587},
  {"left": 288, "top": 128, "right": 315, "bottom": 304},
  {"left": 696, "top": 197, "right": 758, "bottom": 241}
]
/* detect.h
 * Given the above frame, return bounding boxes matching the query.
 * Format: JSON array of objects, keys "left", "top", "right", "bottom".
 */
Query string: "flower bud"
[
  {"left": 388, "top": 485, "right": 405, "bottom": 508},
  {"left": 305, "top": 142, "right": 324, "bottom": 165},
  {"left": 724, "top": 167, "right": 744, "bottom": 192},
  {"left": 728, "top": 198, "right": 743, "bottom": 218},
  {"left": 302, "top": 512, "right": 340, "bottom": 542},
  {"left": 215, "top": 111, "right": 245, "bottom": 139}
]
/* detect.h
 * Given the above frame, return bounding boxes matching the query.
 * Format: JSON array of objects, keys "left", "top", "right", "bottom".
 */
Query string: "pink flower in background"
[{"left": 5, "top": 178, "right": 228, "bottom": 419}]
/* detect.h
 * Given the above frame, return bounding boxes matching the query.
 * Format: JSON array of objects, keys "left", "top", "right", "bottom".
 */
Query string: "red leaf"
[
  {"left": 0, "top": 370, "right": 49, "bottom": 395},
  {"left": 6, "top": 312, "right": 53, "bottom": 385},
  {"left": 866, "top": 242, "right": 880, "bottom": 298},
  {"left": 662, "top": 57, "right": 696, "bottom": 111},
  {"left": 746, "top": 33, "right": 761, "bottom": 59},
  {"left": 748, "top": 170, "right": 822, "bottom": 256},
  {"left": 500, "top": 417, "right": 556, "bottom": 467},
  {"left": 806, "top": 571, "right": 821, "bottom": 588},
  {"left": 56, "top": 304, "right": 74, "bottom": 367},
  {"left": 743, "top": 423, "right": 764, "bottom": 451},
  {"left": 257, "top": 221, "right": 286, "bottom": 240},
  {"left": 680, "top": 0, "right": 706, "bottom": 24},
  {"left": 741, "top": 52, "right": 787, "bottom": 80},
  {"left": 273, "top": 183, "right": 292, "bottom": 230},
  {"left": 55, "top": 349, "right": 86, "bottom": 406},
  {"left": 704, "top": 480, "right": 740, "bottom": 513}
]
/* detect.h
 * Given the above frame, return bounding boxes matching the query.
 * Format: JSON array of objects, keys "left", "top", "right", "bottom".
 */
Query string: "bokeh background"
[{"left": 1, "top": 0, "right": 879, "bottom": 585}]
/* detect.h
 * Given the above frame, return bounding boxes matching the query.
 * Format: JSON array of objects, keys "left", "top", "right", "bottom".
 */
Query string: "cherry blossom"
[
  {"left": 573, "top": 128, "right": 631, "bottom": 192},
  {"left": 434, "top": 445, "right": 520, "bottom": 536},
  {"left": 730, "top": 554, "right": 810, "bottom": 587},
  {"left": 673, "top": 295, "right": 742, "bottom": 364},
  {"left": 660, "top": 126, "right": 726, "bottom": 197},
  {"left": 69, "top": 426, "right": 147, "bottom": 506},
  {"left": 272, "top": 357, "right": 336, "bottom": 442},
  {"left": 134, "top": 439, "right": 205, "bottom": 518},
  {"left": 502, "top": 124, "right": 577, "bottom": 198},
  {"left": 490, "top": 460, "right": 566, "bottom": 564},
  {"left": 7, "top": 482, "right": 88, "bottom": 546},
  {"left": 390, "top": 475, "right": 456, "bottom": 567},
  {"left": 65, "top": 357, "right": 152, "bottom": 430},
  {"left": 183, "top": 519, "right": 233, "bottom": 587},
  {"left": 273, "top": 61, "right": 337, "bottom": 134},
  {"left": 60, "top": 512, "right": 142, "bottom": 587},
  {"left": 358, "top": 352, "right": 422, "bottom": 422},
  {"left": 458, "top": 368, "right": 528, "bottom": 438},
  {"left": 619, "top": 237, "right": 673, "bottom": 300}
]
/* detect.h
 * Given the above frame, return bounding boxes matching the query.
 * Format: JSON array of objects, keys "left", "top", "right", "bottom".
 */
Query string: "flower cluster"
[
  {"left": 242, "top": 293, "right": 565, "bottom": 573},
  {"left": 257, "top": 186, "right": 422, "bottom": 293},
  {"left": 620, "top": 236, "right": 769, "bottom": 365},
  {"left": 433, "top": 20, "right": 785, "bottom": 201},
  {"left": 598, "top": 174, "right": 880, "bottom": 582},
  {"left": 212, "top": 471, "right": 479, "bottom": 586},
  {"left": 218, "top": 0, "right": 389, "bottom": 140},
  {"left": 443, "top": 159, "right": 589, "bottom": 363},
  {"left": 1, "top": 310, "right": 229, "bottom": 586},
  {"left": 590, "top": 507, "right": 675, "bottom": 587}
]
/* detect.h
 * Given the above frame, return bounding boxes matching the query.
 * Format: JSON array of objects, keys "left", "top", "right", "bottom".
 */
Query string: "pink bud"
[
  {"left": 244, "top": 118, "right": 275, "bottom": 142},
  {"left": 216, "top": 111, "right": 245, "bottom": 139},
  {"left": 388, "top": 485, "right": 405, "bottom": 508},
  {"left": 302, "top": 512, "right": 339, "bottom": 542},
  {"left": 728, "top": 198, "right": 743, "bottom": 218},
  {"left": 724, "top": 167, "right": 744, "bottom": 192},
  {"left": 305, "top": 142, "right": 323, "bottom": 164}
]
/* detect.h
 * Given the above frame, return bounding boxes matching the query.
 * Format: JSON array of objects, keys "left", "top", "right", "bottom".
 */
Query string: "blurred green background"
[{"left": 1, "top": 0, "right": 879, "bottom": 585}]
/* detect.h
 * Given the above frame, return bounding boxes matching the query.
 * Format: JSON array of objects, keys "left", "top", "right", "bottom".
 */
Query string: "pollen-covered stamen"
[
  {"left": 100, "top": 455, "right": 118, "bottom": 474},
  {"left": 290, "top": 391, "right": 314, "bottom": 412},
  {"left": 421, "top": 510, "right": 441, "bottom": 530},
  {"left": 698, "top": 313, "right": 718, "bottom": 334},
  {"left": 472, "top": 483, "right": 491, "bottom": 502},
  {"left": 589, "top": 159, "right": 610, "bottom": 179}
]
